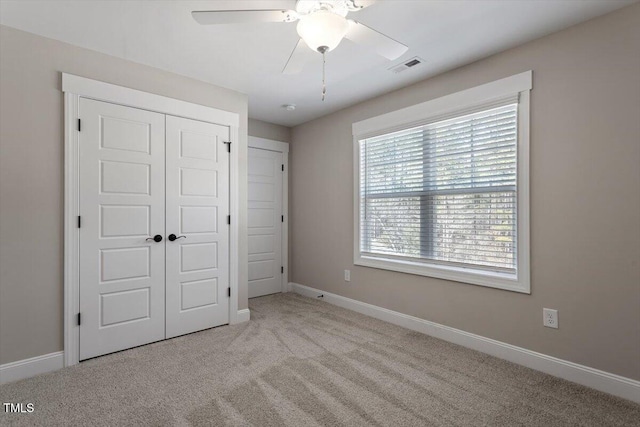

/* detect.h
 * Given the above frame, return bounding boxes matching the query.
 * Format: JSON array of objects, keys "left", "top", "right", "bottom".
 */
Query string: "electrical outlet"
[
  {"left": 344, "top": 269, "right": 351, "bottom": 282},
  {"left": 543, "top": 308, "right": 558, "bottom": 329}
]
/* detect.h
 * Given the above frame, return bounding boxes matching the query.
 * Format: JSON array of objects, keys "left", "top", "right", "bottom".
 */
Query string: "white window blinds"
[{"left": 359, "top": 102, "right": 518, "bottom": 273}]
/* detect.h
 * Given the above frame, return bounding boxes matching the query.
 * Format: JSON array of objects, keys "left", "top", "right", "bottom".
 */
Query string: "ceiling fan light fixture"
[{"left": 296, "top": 10, "right": 349, "bottom": 53}]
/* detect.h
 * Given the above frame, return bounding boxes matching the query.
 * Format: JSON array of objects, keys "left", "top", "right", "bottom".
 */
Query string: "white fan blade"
[
  {"left": 192, "top": 10, "right": 297, "bottom": 25},
  {"left": 345, "top": 20, "right": 408, "bottom": 60},
  {"left": 282, "top": 39, "right": 315, "bottom": 74}
]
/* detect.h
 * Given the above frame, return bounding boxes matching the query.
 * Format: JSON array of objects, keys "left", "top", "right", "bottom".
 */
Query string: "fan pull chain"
[{"left": 322, "top": 50, "right": 326, "bottom": 101}]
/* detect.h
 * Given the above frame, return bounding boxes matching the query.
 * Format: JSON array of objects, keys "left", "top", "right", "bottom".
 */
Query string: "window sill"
[{"left": 355, "top": 254, "right": 530, "bottom": 294}]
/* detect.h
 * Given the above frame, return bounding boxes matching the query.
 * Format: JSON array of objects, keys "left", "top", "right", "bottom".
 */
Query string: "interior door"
[
  {"left": 79, "top": 98, "right": 166, "bottom": 360},
  {"left": 165, "top": 115, "right": 230, "bottom": 338},
  {"left": 248, "top": 147, "right": 283, "bottom": 298}
]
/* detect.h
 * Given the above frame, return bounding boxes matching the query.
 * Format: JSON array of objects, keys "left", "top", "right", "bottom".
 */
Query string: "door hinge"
[
  {"left": 223, "top": 141, "right": 231, "bottom": 153},
  {"left": 77, "top": 313, "right": 81, "bottom": 326},
  {"left": 227, "top": 215, "right": 231, "bottom": 225},
  {"left": 281, "top": 164, "right": 284, "bottom": 172},
  {"left": 77, "top": 118, "right": 81, "bottom": 132},
  {"left": 227, "top": 287, "right": 231, "bottom": 297},
  {"left": 77, "top": 216, "right": 81, "bottom": 228},
  {"left": 281, "top": 215, "right": 284, "bottom": 223},
  {"left": 281, "top": 266, "right": 284, "bottom": 274}
]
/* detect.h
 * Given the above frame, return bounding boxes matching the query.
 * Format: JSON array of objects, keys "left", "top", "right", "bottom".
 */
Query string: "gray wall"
[
  {"left": 290, "top": 5, "right": 640, "bottom": 380},
  {"left": 248, "top": 118, "right": 291, "bottom": 143},
  {"left": 0, "top": 26, "right": 250, "bottom": 365}
]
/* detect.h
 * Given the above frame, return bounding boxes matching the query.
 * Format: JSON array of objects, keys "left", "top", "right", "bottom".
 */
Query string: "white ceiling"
[{"left": 0, "top": 0, "right": 634, "bottom": 127}]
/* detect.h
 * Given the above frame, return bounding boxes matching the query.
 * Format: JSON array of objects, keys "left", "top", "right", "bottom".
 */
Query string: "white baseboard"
[
  {"left": 290, "top": 282, "right": 640, "bottom": 403},
  {"left": 0, "top": 351, "right": 64, "bottom": 385},
  {"left": 236, "top": 308, "right": 251, "bottom": 323}
]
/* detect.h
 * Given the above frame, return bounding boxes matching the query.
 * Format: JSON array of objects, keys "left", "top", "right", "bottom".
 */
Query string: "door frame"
[
  {"left": 63, "top": 73, "right": 241, "bottom": 367},
  {"left": 248, "top": 136, "right": 290, "bottom": 293}
]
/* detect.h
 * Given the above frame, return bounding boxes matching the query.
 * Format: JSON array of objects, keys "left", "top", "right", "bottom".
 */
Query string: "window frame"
[{"left": 352, "top": 71, "right": 532, "bottom": 293}]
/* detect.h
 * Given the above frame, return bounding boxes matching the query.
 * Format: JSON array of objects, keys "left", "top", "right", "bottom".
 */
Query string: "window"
[{"left": 353, "top": 72, "right": 531, "bottom": 292}]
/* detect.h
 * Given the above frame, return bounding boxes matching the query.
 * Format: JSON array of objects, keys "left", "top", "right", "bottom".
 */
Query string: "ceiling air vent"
[{"left": 388, "top": 57, "right": 424, "bottom": 74}]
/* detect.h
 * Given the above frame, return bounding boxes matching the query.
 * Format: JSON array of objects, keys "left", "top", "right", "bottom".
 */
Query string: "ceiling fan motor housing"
[{"left": 296, "top": 1, "right": 353, "bottom": 16}]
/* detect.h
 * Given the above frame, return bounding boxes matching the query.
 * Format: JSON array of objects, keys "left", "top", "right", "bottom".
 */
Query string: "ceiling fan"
[{"left": 192, "top": 0, "right": 409, "bottom": 100}]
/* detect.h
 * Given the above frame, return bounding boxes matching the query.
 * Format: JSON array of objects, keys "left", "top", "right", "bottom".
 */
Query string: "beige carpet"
[{"left": 1, "top": 293, "right": 638, "bottom": 426}]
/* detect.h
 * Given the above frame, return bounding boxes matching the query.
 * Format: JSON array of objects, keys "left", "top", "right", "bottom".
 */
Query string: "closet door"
[
  {"left": 248, "top": 147, "right": 283, "bottom": 298},
  {"left": 79, "top": 98, "right": 166, "bottom": 360},
  {"left": 165, "top": 116, "right": 230, "bottom": 338}
]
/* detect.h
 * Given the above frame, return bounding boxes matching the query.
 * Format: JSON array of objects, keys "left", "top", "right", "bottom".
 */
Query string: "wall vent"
[{"left": 388, "top": 57, "right": 424, "bottom": 74}]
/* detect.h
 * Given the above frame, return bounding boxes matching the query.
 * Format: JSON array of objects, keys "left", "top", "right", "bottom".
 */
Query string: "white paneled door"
[
  {"left": 79, "top": 99, "right": 230, "bottom": 360},
  {"left": 248, "top": 147, "right": 283, "bottom": 298},
  {"left": 79, "top": 99, "right": 166, "bottom": 360},
  {"left": 165, "top": 116, "right": 229, "bottom": 338}
]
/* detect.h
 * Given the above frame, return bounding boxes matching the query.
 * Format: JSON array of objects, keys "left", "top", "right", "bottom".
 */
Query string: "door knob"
[
  {"left": 146, "top": 234, "right": 163, "bottom": 242},
  {"left": 168, "top": 234, "right": 186, "bottom": 242}
]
